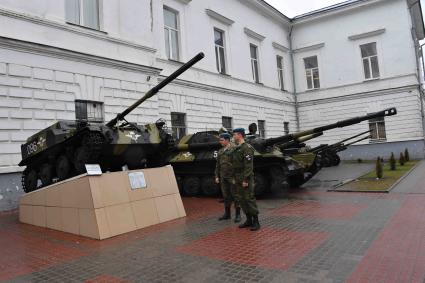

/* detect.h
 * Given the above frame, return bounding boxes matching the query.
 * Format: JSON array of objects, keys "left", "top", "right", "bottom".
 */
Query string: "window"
[
  {"left": 65, "top": 0, "right": 100, "bottom": 30},
  {"left": 214, "top": 29, "right": 227, "bottom": 74},
  {"left": 222, "top": 116, "right": 232, "bottom": 131},
  {"left": 75, "top": 100, "right": 104, "bottom": 122},
  {"left": 304, "top": 56, "right": 320, "bottom": 90},
  {"left": 277, "top": 55, "right": 284, "bottom": 90},
  {"left": 284, "top": 122, "right": 289, "bottom": 135},
  {"left": 258, "top": 120, "right": 266, "bottom": 138},
  {"left": 171, "top": 112, "right": 186, "bottom": 140},
  {"left": 250, "top": 44, "right": 260, "bottom": 83},
  {"left": 361, "top": 42, "right": 380, "bottom": 80},
  {"left": 369, "top": 116, "right": 386, "bottom": 141},
  {"left": 163, "top": 7, "right": 179, "bottom": 61}
]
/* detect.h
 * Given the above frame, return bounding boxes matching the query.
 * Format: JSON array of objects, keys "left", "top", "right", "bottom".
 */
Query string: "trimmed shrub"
[
  {"left": 404, "top": 148, "right": 410, "bottom": 162},
  {"left": 399, "top": 152, "right": 405, "bottom": 166},
  {"left": 376, "top": 157, "right": 383, "bottom": 179},
  {"left": 357, "top": 158, "right": 363, "bottom": 163},
  {"left": 389, "top": 152, "right": 396, "bottom": 171}
]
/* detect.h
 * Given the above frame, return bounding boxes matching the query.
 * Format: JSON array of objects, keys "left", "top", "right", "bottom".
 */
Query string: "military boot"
[
  {"left": 250, "top": 215, "right": 261, "bottom": 231},
  {"left": 218, "top": 206, "right": 231, "bottom": 220},
  {"left": 238, "top": 214, "right": 252, "bottom": 228},
  {"left": 234, "top": 207, "right": 241, "bottom": 223}
]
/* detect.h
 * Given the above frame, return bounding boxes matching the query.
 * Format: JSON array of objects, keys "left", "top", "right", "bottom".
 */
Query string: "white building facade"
[{"left": 0, "top": 0, "right": 423, "bottom": 174}]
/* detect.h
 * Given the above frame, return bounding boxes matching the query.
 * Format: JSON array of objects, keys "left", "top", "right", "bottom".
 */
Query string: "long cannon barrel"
[
  {"left": 278, "top": 132, "right": 323, "bottom": 150},
  {"left": 326, "top": 130, "right": 371, "bottom": 149},
  {"left": 261, "top": 108, "right": 396, "bottom": 147},
  {"left": 107, "top": 52, "right": 205, "bottom": 127},
  {"left": 335, "top": 135, "right": 372, "bottom": 152}
]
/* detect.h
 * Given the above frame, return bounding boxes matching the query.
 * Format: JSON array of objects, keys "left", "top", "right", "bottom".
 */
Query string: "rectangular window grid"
[
  {"left": 214, "top": 29, "right": 226, "bottom": 74},
  {"left": 222, "top": 116, "right": 232, "bottom": 131},
  {"left": 250, "top": 44, "right": 260, "bottom": 83},
  {"left": 171, "top": 112, "right": 186, "bottom": 140},
  {"left": 304, "top": 56, "right": 320, "bottom": 90},
  {"left": 369, "top": 116, "right": 386, "bottom": 141},
  {"left": 164, "top": 7, "right": 180, "bottom": 61},
  {"left": 75, "top": 100, "right": 104, "bottom": 122},
  {"left": 277, "top": 55, "right": 284, "bottom": 90},
  {"left": 258, "top": 120, "right": 266, "bottom": 138},
  {"left": 361, "top": 42, "right": 380, "bottom": 80},
  {"left": 65, "top": 0, "right": 100, "bottom": 30}
]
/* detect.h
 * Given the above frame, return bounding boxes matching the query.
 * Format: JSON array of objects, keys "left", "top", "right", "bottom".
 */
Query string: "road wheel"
[
  {"left": 254, "top": 173, "right": 268, "bottom": 196},
  {"left": 333, "top": 155, "right": 341, "bottom": 166},
  {"left": 39, "top": 163, "right": 53, "bottom": 186},
  {"left": 201, "top": 176, "right": 219, "bottom": 197},
  {"left": 22, "top": 168, "right": 38, "bottom": 193},
  {"left": 269, "top": 166, "right": 289, "bottom": 192},
  {"left": 56, "top": 155, "right": 71, "bottom": 180},
  {"left": 183, "top": 176, "right": 201, "bottom": 196}
]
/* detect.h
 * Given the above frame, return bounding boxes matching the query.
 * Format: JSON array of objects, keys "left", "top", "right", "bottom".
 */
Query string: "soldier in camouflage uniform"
[
  {"left": 232, "top": 128, "right": 260, "bottom": 231},
  {"left": 215, "top": 133, "right": 241, "bottom": 222}
]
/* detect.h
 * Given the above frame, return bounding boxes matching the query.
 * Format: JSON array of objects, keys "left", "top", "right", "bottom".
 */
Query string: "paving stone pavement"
[{"left": 0, "top": 162, "right": 425, "bottom": 283}]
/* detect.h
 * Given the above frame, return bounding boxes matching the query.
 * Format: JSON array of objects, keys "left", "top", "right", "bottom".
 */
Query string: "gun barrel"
[
  {"left": 107, "top": 52, "right": 205, "bottom": 127},
  {"left": 278, "top": 132, "right": 323, "bottom": 149},
  {"left": 293, "top": 108, "right": 397, "bottom": 139}
]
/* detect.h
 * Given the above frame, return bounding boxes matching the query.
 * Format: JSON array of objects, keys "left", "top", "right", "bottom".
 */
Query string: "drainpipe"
[
  {"left": 289, "top": 24, "right": 300, "bottom": 131},
  {"left": 408, "top": 1, "right": 425, "bottom": 153}
]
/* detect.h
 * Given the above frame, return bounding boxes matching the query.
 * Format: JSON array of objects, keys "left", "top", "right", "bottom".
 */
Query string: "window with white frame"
[
  {"left": 163, "top": 7, "right": 180, "bottom": 61},
  {"left": 214, "top": 29, "right": 227, "bottom": 74},
  {"left": 369, "top": 116, "right": 386, "bottom": 141},
  {"left": 65, "top": 0, "right": 100, "bottom": 30},
  {"left": 171, "top": 112, "right": 186, "bottom": 140},
  {"left": 361, "top": 42, "right": 380, "bottom": 80},
  {"left": 222, "top": 116, "right": 232, "bottom": 131},
  {"left": 304, "top": 56, "right": 320, "bottom": 90},
  {"left": 277, "top": 55, "right": 284, "bottom": 90},
  {"left": 258, "top": 120, "right": 266, "bottom": 138},
  {"left": 75, "top": 100, "right": 104, "bottom": 122},
  {"left": 250, "top": 44, "right": 260, "bottom": 83}
]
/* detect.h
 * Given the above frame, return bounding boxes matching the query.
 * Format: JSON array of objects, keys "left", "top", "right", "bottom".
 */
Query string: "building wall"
[
  {"left": 0, "top": 0, "right": 423, "bottom": 177},
  {"left": 291, "top": 0, "right": 425, "bottom": 158}
]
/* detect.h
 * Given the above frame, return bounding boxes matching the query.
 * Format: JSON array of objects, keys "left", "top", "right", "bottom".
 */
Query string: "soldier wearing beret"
[
  {"left": 215, "top": 133, "right": 241, "bottom": 222},
  {"left": 232, "top": 128, "right": 260, "bottom": 231}
]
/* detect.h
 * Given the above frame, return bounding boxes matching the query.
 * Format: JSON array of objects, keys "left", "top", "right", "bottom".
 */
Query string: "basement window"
[{"left": 75, "top": 100, "right": 104, "bottom": 122}]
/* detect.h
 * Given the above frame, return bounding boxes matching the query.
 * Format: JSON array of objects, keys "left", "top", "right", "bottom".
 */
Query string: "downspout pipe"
[{"left": 289, "top": 24, "right": 300, "bottom": 131}]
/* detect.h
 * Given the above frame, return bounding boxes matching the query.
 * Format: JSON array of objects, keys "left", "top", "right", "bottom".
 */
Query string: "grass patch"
[{"left": 334, "top": 161, "right": 419, "bottom": 192}]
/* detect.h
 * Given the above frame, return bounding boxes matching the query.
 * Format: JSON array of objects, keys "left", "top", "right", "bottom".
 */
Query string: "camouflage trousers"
[
  {"left": 220, "top": 177, "right": 240, "bottom": 208},
  {"left": 234, "top": 175, "right": 259, "bottom": 216}
]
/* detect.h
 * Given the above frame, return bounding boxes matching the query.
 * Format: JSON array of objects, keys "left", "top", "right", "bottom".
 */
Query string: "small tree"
[
  {"left": 389, "top": 152, "right": 396, "bottom": 171},
  {"left": 404, "top": 148, "right": 410, "bottom": 162},
  {"left": 376, "top": 157, "right": 383, "bottom": 179},
  {"left": 399, "top": 152, "right": 405, "bottom": 166}
]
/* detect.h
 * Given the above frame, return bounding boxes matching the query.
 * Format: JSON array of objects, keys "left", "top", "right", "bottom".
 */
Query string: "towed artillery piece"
[
  {"left": 311, "top": 131, "right": 372, "bottom": 167},
  {"left": 248, "top": 108, "right": 397, "bottom": 187},
  {"left": 19, "top": 53, "right": 205, "bottom": 192}
]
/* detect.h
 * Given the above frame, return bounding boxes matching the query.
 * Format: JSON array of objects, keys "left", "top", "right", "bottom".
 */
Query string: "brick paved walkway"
[{"left": 1, "top": 162, "right": 425, "bottom": 282}]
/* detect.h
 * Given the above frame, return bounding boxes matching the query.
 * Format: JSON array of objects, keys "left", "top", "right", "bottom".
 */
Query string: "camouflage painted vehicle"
[
  {"left": 19, "top": 52, "right": 205, "bottom": 192},
  {"left": 169, "top": 107, "right": 397, "bottom": 197},
  {"left": 169, "top": 130, "right": 304, "bottom": 197}
]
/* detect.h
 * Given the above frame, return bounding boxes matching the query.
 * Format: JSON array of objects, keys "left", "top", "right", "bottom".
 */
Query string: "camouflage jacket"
[
  {"left": 232, "top": 142, "right": 254, "bottom": 182},
  {"left": 215, "top": 145, "right": 234, "bottom": 179}
]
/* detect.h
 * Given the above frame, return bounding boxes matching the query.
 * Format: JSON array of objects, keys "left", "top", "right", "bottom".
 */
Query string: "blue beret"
[
  {"left": 232, "top": 128, "right": 245, "bottom": 134},
  {"left": 219, "top": 133, "right": 231, "bottom": 139}
]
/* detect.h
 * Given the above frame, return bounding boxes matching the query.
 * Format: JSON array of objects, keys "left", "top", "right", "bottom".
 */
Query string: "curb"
[
  {"left": 387, "top": 161, "right": 422, "bottom": 192},
  {"left": 328, "top": 161, "right": 422, "bottom": 193}
]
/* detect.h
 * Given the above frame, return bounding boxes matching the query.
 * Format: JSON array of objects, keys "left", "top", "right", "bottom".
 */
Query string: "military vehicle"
[
  {"left": 312, "top": 131, "right": 372, "bottom": 167},
  {"left": 170, "top": 130, "right": 303, "bottom": 197},
  {"left": 169, "top": 107, "right": 397, "bottom": 197},
  {"left": 19, "top": 52, "right": 205, "bottom": 193}
]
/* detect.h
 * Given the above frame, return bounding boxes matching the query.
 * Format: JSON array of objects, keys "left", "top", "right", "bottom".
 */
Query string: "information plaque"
[
  {"left": 85, "top": 164, "right": 102, "bottom": 175},
  {"left": 128, "top": 172, "right": 147, "bottom": 190}
]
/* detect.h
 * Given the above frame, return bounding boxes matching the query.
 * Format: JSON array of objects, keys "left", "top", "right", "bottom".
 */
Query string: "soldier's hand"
[
  {"left": 242, "top": 181, "right": 249, "bottom": 188},
  {"left": 215, "top": 177, "right": 220, "bottom": 184}
]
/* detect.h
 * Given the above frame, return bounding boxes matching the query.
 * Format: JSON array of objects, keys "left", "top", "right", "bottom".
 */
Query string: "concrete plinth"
[{"left": 19, "top": 165, "right": 186, "bottom": 240}]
